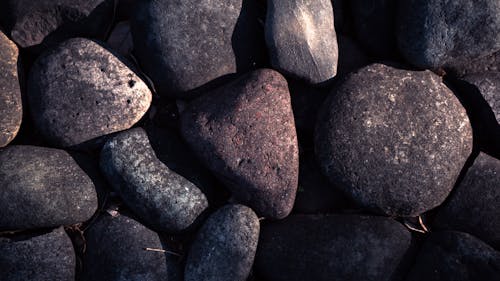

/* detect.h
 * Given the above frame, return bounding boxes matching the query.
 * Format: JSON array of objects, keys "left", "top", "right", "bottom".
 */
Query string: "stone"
[
  {"left": 100, "top": 127, "right": 208, "bottom": 233},
  {"left": 315, "top": 63, "right": 473, "bottom": 216},
  {"left": 0, "top": 31, "right": 22, "bottom": 147},
  {"left": 185, "top": 204, "right": 259, "bottom": 281},
  {"left": 81, "top": 212, "right": 181, "bottom": 281},
  {"left": 0, "top": 145, "right": 98, "bottom": 231},
  {"left": 106, "top": 21, "right": 134, "bottom": 57},
  {"left": 0, "top": 227, "right": 75, "bottom": 281},
  {"left": 434, "top": 153, "right": 500, "bottom": 248},
  {"left": 447, "top": 50, "right": 500, "bottom": 77},
  {"left": 397, "top": 0, "right": 500, "bottom": 70},
  {"left": 462, "top": 72, "right": 500, "bottom": 124},
  {"left": 27, "top": 38, "right": 152, "bottom": 147},
  {"left": 131, "top": 0, "right": 265, "bottom": 97},
  {"left": 265, "top": 0, "right": 338, "bottom": 84},
  {"left": 406, "top": 231, "right": 500, "bottom": 281},
  {"left": 180, "top": 69, "right": 299, "bottom": 219},
  {"left": 255, "top": 214, "right": 411, "bottom": 281}
]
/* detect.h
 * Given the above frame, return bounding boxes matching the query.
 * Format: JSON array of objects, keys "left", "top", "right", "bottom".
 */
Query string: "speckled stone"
[
  {"left": 185, "top": 204, "right": 259, "bottom": 281},
  {"left": 315, "top": 63, "right": 473, "bottom": 216},
  {"left": 255, "top": 214, "right": 411, "bottom": 281},
  {"left": 462, "top": 72, "right": 500, "bottom": 124},
  {"left": 406, "top": 231, "right": 500, "bottom": 281},
  {"left": 100, "top": 128, "right": 208, "bottom": 233},
  {"left": 0, "top": 31, "right": 22, "bottom": 147},
  {"left": 82, "top": 212, "right": 181, "bottom": 281},
  {"left": 265, "top": 0, "right": 338, "bottom": 84},
  {"left": 397, "top": 0, "right": 500, "bottom": 70},
  {"left": 0, "top": 227, "right": 75, "bottom": 281},
  {"left": 0, "top": 145, "right": 98, "bottom": 231},
  {"left": 27, "top": 38, "right": 152, "bottom": 147},
  {"left": 180, "top": 69, "right": 299, "bottom": 219},
  {"left": 434, "top": 153, "right": 500, "bottom": 248}
]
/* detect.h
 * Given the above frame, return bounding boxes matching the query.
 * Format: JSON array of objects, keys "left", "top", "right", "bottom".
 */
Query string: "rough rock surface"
[
  {"left": 82, "top": 212, "right": 181, "bottom": 281},
  {"left": 131, "top": 0, "right": 265, "bottom": 97},
  {"left": 180, "top": 69, "right": 299, "bottom": 219},
  {"left": 434, "top": 153, "right": 500, "bottom": 248},
  {"left": 462, "top": 72, "right": 500, "bottom": 124},
  {"left": 255, "top": 214, "right": 411, "bottom": 281},
  {"left": 397, "top": 0, "right": 500, "bottom": 70},
  {"left": 0, "top": 227, "right": 75, "bottom": 281},
  {"left": 315, "top": 63, "right": 473, "bottom": 216},
  {"left": 185, "top": 204, "right": 259, "bottom": 281},
  {"left": 265, "top": 0, "right": 338, "bottom": 84},
  {"left": 447, "top": 50, "right": 500, "bottom": 77},
  {"left": 406, "top": 231, "right": 500, "bottom": 281},
  {"left": 0, "top": 31, "right": 22, "bottom": 147},
  {"left": 100, "top": 128, "right": 208, "bottom": 233},
  {"left": 0, "top": 145, "right": 97, "bottom": 231},
  {"left": 27, "top": 38, "right": 152, "bottom": 147}
]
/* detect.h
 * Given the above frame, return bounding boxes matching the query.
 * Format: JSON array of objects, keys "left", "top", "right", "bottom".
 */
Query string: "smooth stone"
[
  {"left": 0, "top": 227, "right": 75, "bottom": 281},
  {"left": 315, "top": 63, "right": 473, "bottom": 216},
  {"left": 266, "top": 0, "right": 338, "bottom": 84},
  {"left": 180, "top": 69, "right": 299, "bottom": 219},
  {"left": 0, "top": 30, "right": 22, "bottom": 147},
  {"left": 100, "top": 127, "right": 208, "bottom": 233},
  {"left": 462, "top": 72, "right": 500, "bottom": 124},
  {"left": 406, "top": 231, "right": 500, "bottom": 281},
  {"left": 81, "top": 212, "right": 181, "bottom": 281},
  {"left": 255, "top": 214, "right": 411, "bottom": 281},
  {"left": 185, "top": 204, "right": 259, "bottom": 281},
  {"left": 397, "top": 0, "right": 500, "bottom": 70},
  {"left": 27, "top": 38, "right": 152, "bottom": 147},
  {"left": 0, "top": 145, "right": 97, "bottom": 231}
]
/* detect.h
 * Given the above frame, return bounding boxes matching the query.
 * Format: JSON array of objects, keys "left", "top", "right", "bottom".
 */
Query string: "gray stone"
[
  {"left": 0, "top": 227, "right": 75, "bottom": 281},
  {"left": 462, "top": 72, "right": 500, "bottom": 124},
  {"left": 447, "top": 50, "right": 500, "bottom": 77},
  {"left": 0, "top": 145, "right": 98, "bottom": 231},
  {"left": 82, "top": 212, "right": 181, "bottom": 281},
  {"left": 255, "top": 214, "right": 411, "bottom": 281},
  {"left": 0, "top": 31, "right": 22, "bottom": 147},
  {"left": 100, "top": 127, "right": 208, "bottom": 233},
  {"left": 406, "top": 231, "right": 500, "bottom": 281},
  {"left": 397, "top": 0, "right": 500, "bottom": 70},
  {"left": 27, "top": 38, "right": 152, "bottom": 147},
  {"left": 434, "top": 153, "right": 500, "bottom": 248},
  {"left": 180, "top": 69, "right": 299, "bottom": 219},
  {"left": 266, "top": 0, "right": 338, "bottom": 84},
  {"left": 185, "top": 204, "right": 259, "bottom": 281},
  {"left": 315, "top": 63, "right": 473, "bottom": 216}
]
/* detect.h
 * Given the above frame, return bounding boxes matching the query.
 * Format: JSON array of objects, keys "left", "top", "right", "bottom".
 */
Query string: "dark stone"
[
  {"left": 180, "top": 69, "right": 299, "bottom": 219},
  {"left": 0, "top": 31, "right": 22, "bottom": 147},
  {"left": 462, "top": 72, "right": 500, "bottom": 124},
  {"left": 131, "top": 0, "right": 265, "bottom": 97},
  {"left": 406, "top": 231, "right": 500, "bottom": 281},
  {"left": 265, "top": 0, "right": 338, "bottom": 84},
  {"left": 434, "top": 153, "right": 500, "bottom": 249},
  {"left": 315, "top": 63, "right": 473, "bottom": 216},
  {"left": 255, "top": 214, "right": 411, "bottom": 281},
  {"left": 0, "top": 227, "right": 75, "bottom": 281},
  {"left": 336, "top": 34, "right": 370, "bottom": 75},
  {"left": 446, "top": 50, "right": 500, "bottom": 77},
  {"left": 100, "top": 127, "right": 208, "bottom": 233},
  {"left": 0, "top": 145, "right": 98, "bottom": 231},
  {"left": 106, "top": 21, "right": 134, "bottom": 57},
  {"left": 81, "top": 212, "right": 181, "bottom": 281},
  {"left": 27, "top": 38, "right": 152, "bottom": 148},
  {"left": 185, "top": 204, "right": 259, "bottom": 281},
  {"left": 397, "top": 0, "right": 500, "bottom": 70}
]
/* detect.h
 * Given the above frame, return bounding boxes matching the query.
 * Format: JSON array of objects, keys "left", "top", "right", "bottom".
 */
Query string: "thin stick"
[
  {"left": 419, "top": 216, "right": 429, "bottom": 232},
  {"left": 403, "top": 222, "right": 426, "bottom": 234},
  {"left": 144, "top": 248, "right": 181, "bottom": 256}
]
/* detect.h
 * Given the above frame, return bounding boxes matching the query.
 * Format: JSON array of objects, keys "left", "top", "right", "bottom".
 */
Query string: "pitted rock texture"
[
  {"left": 0, "top": 145, "right": 97, "bottom": 231},
  {"left": 397, "top": 0, "right": 500, "bottom": 70},
  {"left": 315, "top": 63, "right": 473, "bottom": 217},
  {"left": 0, "top": 227, "right": 75, "bottom": 281},
  {"left": 82, "top": 212, "right": 181, "bottom": 281},
  {"left": 255, "top": 215, "right": 411, "bottom": 281},
  {"left": 131, "top": 0, "right": 264, "bottom": 97},
  {"left": 0, "top": 31, "right": 22, "bottom": 147},
  {"left": 100, "top": 128, "right": 208, "bottom": 233},
  {"left": 462, "top": 72, "right": 500, "bottom": 124},
  {"left": 180, "top": 69, "right": 299, "bottom": 219},
  {"left": 185, "top": 204, "right": 259, "bottom": 281},
  {"left": 434, "top": 153, "right": 500, "bottom": 248},
  {"left": 27, "top": 38, "right": 152, "bottom": 147},
  {"left": 265, "top": 0, "right": 338, "bottom": 84}
]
